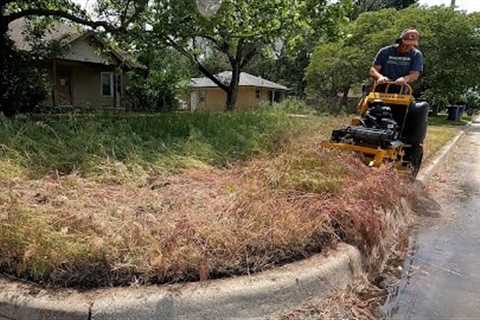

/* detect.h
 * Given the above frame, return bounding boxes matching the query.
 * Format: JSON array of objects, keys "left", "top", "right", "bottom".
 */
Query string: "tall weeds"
[
  {"left": 0, "top": 111, "right": 412, "bottom": 288},
  {"left": 0, "top": 111, "right": 293, "bottom": 180}
]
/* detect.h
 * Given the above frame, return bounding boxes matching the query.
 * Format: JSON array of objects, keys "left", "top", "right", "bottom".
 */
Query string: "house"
[
  {"left": 189, "top": 72, "right": 289, "bottom": 112},
  {"left": 8, "top": 19, "right": 144, "bottom": 110}
]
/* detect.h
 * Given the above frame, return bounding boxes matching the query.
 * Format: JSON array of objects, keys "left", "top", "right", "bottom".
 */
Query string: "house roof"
[
  {"left": 8, "top": 18, "right": 145, "bottom": 70},
  {"left": 191, "top": 72, "right": 289, "bottom": 91}
]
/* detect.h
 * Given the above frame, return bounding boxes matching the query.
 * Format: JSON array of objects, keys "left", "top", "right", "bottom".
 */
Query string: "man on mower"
[
  {"left": 370, "top": 28, "right": 424, "bottom": 89},
  {"left": 368, "top": 28, "right": 428, "bottom": 175}
]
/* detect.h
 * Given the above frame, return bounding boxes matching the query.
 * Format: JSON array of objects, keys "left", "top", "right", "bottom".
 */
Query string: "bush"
[
  {"left": 0, "top": 42, "right": 48, "bottom": 117},
  {"left": 266, "top": 98, "right": 315, "bottom": 115},
  {"left": 124, "top": 48, "right": 191, "bottom": 112}
]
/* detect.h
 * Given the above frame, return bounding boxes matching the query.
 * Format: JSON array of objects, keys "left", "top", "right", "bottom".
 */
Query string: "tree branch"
[
  {"left": 165, "top": 36, "right": 229, "bottom": 91},
  {"left": 197, "top": 63, "right": 229, "bottom": 92},
  {"left": 240, "top": 46, "right": 257, "bottom": 68},
  {"left": 5, "top": 9, "right": 118, "bottom": 32}
]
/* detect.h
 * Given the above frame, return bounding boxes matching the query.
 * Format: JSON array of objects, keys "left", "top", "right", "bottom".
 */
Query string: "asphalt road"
[{"left": 385, "top": 121, "right": 480, "bottom": 320}]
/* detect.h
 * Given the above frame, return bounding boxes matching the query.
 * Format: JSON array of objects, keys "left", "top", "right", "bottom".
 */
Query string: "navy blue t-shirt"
[{"left": 373, "top": 45, "right": 424, "bottom": 80}]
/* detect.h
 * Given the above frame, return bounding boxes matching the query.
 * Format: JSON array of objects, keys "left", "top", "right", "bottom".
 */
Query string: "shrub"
[{"left": 0, "top": 42, "right": 49, "bottom": 117}]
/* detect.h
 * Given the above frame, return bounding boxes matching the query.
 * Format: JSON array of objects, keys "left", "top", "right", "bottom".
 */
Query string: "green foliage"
[
  {"left": 305, "top": 42, "right": 364, "bottom": 99},
  {"left": 0, "top": 42, "right": 49, "bottom": 117},
  {"left": 267, "top": 98, "right": 316, "bottom": 115},
  {"left": 249, "top": 0, "right": 419, "bottom": 97},
  {"left": 242, "top": 1, "right": 348, "bottom": 97},
  {"left": 146, "top": 0, "right": 315, "bottom": 110},
  {"left": 391, "top": 6, "right": 480, "bottom": 107},
  {"left": 428, "top": 115, "right": 471, "bottom": 127},
  {"left": 306, "top": 6, "right": 480, "bottom": 108},
  {"left": 125, "top": 48, "right": 192, "bottom": 112},
  {"left": 463, "top": 90, "right": 480, "bottom": 113},
  {"left": 348, "top": 0, "right": 418, "bottom": 19}
]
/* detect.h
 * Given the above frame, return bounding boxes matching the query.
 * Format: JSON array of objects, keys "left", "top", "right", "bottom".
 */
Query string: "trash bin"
[
  {"left": 447, "top": 105, "right": 461, "bottom": 121},
  {"left": 458, "top": 105, "right": 466, "bottom": 119}
]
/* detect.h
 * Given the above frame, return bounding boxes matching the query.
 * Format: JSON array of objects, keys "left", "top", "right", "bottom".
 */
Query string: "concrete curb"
[
  {"left": 0, "top": 243, "right": 362, "bottom": 320},
  {"left": 417, "top": 124, "right": 471, "bottom": 184}
]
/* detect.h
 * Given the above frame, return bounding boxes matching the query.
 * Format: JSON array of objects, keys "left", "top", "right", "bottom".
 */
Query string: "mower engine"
[{"left": 331, "top": 100, "right": 401, "bottom": 149}]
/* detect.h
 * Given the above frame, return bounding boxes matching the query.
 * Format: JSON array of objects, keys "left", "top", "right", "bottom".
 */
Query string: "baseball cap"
[{"left": 400, "top": 28, "right": 420, "bottom": 46}]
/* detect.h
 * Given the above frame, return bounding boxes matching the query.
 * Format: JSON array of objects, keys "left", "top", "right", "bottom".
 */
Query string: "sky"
[{"left": 73, "top": 0, "right": 480, "bottom": 14}]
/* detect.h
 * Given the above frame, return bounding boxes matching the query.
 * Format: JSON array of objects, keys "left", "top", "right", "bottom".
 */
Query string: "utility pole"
[{"left": 451, "top": 0, "right": 456, "bottom": 8}]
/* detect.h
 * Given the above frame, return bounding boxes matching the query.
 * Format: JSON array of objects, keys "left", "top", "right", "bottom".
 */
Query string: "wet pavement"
[{"left": 384, "top": 122, "right": 480, "bottom": 320}]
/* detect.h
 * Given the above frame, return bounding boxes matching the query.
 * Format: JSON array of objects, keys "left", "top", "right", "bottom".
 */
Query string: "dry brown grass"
[
  {"left": 0, "top": 115, "right": 415, "bottom": 288},
  {"left": 275, "top": 276, "right": 385, "bottom": 320}
]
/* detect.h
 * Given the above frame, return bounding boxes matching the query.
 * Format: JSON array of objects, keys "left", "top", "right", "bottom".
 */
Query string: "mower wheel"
[{"left": 408, "top": 144, "right": 424, "bottom": 177}]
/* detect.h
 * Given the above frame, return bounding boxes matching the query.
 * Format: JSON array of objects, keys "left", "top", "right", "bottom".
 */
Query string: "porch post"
[
  {"left": 112, "top": 68, "right": 117, "bottom": 109},
  {"left": 52, "top": 59, "right": 57, "bottom": 106},
  {"left": 122, "top": 68, "right": 126, "bottom": 111}
]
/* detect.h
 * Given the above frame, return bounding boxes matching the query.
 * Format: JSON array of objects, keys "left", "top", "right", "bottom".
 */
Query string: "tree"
[
  {"left": 305, "top": 6, "right": 480, "bottom": 113},
  {"left": 393, "top": 6, "right": 480, "bottom": 110},
  {"left": 305, "top": 8, "right": 399, "bottom": 102},
  {"left": 126, "top": 47, "right": 193, "bottom": 112},
  {"left": 348, "top": 0, "right": 417, "bottom": 19},
  {"left": 305, "top": 42, "right": 364, "bottom": 104},
  {"left": 0, "top": 0, "right": 146, "bottom": 37},
  {"left": 146, "top": 0, "right": 307, "bottom": 111},
  {"left": 244, "top": 0, "right": 347, "bottom": 97}
]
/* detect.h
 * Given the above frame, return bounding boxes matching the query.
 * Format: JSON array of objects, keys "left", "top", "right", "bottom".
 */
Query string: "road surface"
[{"left": 385, "top": 121, "right": 480, "bottom": 320}]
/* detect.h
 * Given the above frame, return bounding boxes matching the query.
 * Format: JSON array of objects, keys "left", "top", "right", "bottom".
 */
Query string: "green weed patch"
[{"left": 0, "top": 112, "right": 295, "bottom": 177}]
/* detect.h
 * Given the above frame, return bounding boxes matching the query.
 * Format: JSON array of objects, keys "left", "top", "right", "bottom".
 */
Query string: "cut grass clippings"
[{"left": 0, "top": 109, "right": 416, "bottom": 288}]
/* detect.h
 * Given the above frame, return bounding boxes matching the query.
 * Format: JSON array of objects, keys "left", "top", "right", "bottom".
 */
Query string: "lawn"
[{"left": 424, "top": 114, "right": 470, "bottom": 160}]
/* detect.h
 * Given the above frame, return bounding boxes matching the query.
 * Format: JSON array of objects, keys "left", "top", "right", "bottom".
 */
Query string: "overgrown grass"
[
  {"left": 0, "top": 110, "right": 415, "bottom": 288},
  {"left": 0, "top": 111, "right": 295, "bottom": 181}
]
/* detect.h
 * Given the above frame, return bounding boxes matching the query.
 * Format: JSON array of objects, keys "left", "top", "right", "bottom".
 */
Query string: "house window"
[
  {"left": 199, "top": 90, "right": 207, "bottom": 103},
  {"left": 101, "top": 72, "right": 114, "bottom": 97},
  {"left": 256, "top": 88, "right": 261, "bottom": 99}
]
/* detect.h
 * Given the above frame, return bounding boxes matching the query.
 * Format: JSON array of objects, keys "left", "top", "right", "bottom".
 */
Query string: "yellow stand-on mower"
[{"left": 323, "top": 82, "right": 429, "bottom": 177}]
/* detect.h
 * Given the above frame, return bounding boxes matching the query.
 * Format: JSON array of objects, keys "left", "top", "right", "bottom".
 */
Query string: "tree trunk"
[
  {"left": 225, "top": 63, "right": 241, "bottom": 112},
  {"left": 0, "top": 9, "right": 8, "bottom": 60},
  {"left": 341, "top": 87, "right": 350, "bottom": 106},
  {"left": 0, "top": 12, "right": 9, "bottom": 114}
]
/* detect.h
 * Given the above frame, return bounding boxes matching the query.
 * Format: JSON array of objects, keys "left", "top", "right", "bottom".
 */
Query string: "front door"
[
  {"left": 56, "top": 70, "right": 73, "bottom": 106},
  {"left": 191, "top": 91, "right": 199, "bottom": 111}
]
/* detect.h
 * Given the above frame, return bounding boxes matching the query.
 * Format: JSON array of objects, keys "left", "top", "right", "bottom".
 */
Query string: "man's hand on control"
[
  {"left": 394, "top": 77, "right": 408, "bottom": 85},
  {"left": 377, "top": 76, "right": 390, "bottom": 84}
]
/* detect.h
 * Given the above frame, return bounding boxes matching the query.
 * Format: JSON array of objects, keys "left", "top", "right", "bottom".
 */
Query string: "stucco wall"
[{"left": 191, "top": 87, "right": 275, "bottom": 112}]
